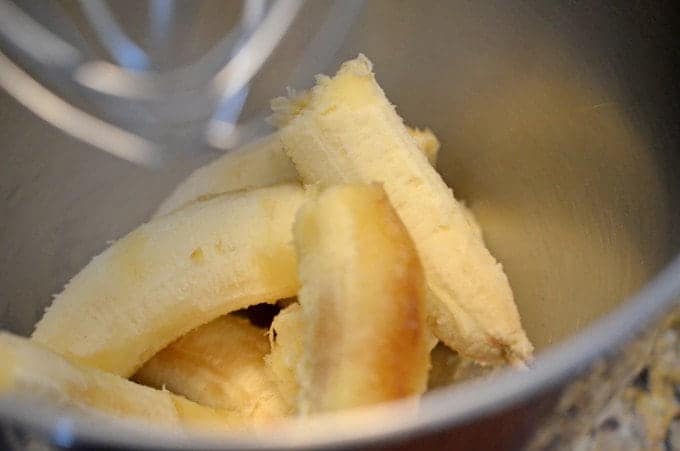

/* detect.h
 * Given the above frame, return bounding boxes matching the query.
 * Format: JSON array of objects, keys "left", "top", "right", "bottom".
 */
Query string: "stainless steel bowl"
[{"left": 1, "top": 1, "right": 679, "bottom": 449}]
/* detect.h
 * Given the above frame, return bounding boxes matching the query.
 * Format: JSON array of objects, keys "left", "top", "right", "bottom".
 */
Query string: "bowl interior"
[
  {"left": 2, "top": 1, "right": 678, "bottom": 348},
  {"left": 0, "top": 1, "right": 679, "bottom": 447}
]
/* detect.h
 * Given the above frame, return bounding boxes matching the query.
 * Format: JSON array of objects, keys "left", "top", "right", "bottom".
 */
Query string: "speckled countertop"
[{"left": 572, "top": 308, "right": 680, "bottom": 451}]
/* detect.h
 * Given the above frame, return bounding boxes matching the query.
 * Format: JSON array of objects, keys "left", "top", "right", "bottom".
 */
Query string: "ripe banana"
[
  {"left": 266, "top": 301, "right": 438, "bottom": 412},
  {"left": 33, "top": 183, "right": 308, "bottom": 377},
  {"left": 133, "top": 315, "right": 289, "bottom": 421},
  {"left": 275, "top": 55, "right": 533, "bottom": 365},
  {"left": 264, "top": 302, "right": 303, "bottom": 411},
  {"left": 154, "top": 134, "right": 293, "bottom": 217},
  {"left": 293, "top": 184, "right": 430, "bottom": 414},
  {"left": 154, "top": 128, "right": 439, "bottom": 217},
  {"left": 0, "top": 332, "right": 240, "bottom": 431}
]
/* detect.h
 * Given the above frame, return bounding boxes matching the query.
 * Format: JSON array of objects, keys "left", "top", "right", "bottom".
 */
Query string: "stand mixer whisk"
[{"left": 0, "top": 0, "right": 363, "bottom": 168}]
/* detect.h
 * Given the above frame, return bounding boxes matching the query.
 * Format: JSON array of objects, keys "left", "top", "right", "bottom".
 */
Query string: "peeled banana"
[
  {"left": 0, "top": 333, "right": 240, "bottom": 431},
  {"left": 154, "top": 134, "right": 294, "bottom": 217},
  {"left": 133, "top": 315, "right": 288, "bottom": 421},
  {"left": 267, "top": 301, "right": 441, "bottom": 412},
  {"left": 33, "top": 184, "right": 307, "bottom": 377},
  {"left": 275, "top": 55, "right": 533, "bottom": 365},
  {"left": 264, "top": 302, "right": 304, "bottom": 411},
  {"left": 293, "top": 185, "right": 430, "bottom": 414},
  {"left": 154, "top": 128, "right": 439, "bottom": 217}
]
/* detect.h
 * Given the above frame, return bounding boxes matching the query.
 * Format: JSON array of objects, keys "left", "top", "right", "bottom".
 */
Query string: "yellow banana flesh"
[
  {"left": 0, "top": 333, "right": 240, "bottom": 431},
  {"left": 275, "top": 55, "right": 533, "bottom": 365},
  {"left": 264, "top": 303, "right": 304, "bottom": 411},
  {"left": 133, "top": 315, "right": 289, "bottom": 422},
  {"left": 33, "top": 184, "right": 308, "bottom": 377},
  {"left": 293, "top": 184, "right": 430, "bottom": 414},
  {"left": 154, "top": 128, "right": 439, "bottom": 218}
]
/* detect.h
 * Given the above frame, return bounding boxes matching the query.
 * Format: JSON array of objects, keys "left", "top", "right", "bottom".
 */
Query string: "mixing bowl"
[{"left": 1, "top": 1, "right": 679, "bottom": 449}]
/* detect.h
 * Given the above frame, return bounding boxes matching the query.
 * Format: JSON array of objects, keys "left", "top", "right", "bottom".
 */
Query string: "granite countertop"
[{"left": 573, "top": 308, "right": 680, "bottom": 451}]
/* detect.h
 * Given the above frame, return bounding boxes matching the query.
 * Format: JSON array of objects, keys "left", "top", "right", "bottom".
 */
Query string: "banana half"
[
  {"left": 274, "top": 55, "right": 533, "bottom": 365},
  {"left": 33, "top": 184, "right": 307, "bottom": 377},
  {"left": 0, "top": 333, "right": 240, "bottom": 431},
  {"left": 134, "top": 315, "right": 288, "bottom": 422},
  {"left": 293, "top": 185, "right": 430, "bottom": 414}
]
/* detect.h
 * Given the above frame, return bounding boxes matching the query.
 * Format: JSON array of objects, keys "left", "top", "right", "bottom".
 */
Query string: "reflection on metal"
[
  {"left": 73, "top": 60, "right": 158, "bottom": 98},
  {"left": 0, "top": 0, "right": 80, "bottom": 67},
  {"left": 209, "top": 0, "right": 365, "bottom": 150},
  {"left": 79, "top": 0, "right": 150, "bottom": 70},
  {"left": 206, "top": 86, "right": 250, "bottom": 149},
  {"left": 204, "top": 0, "right": 266, "bottom": 149},
  {"left": 212, "top": 0, "right": 303, "bottom": 100},
  {"left": 0, "top": 0, "right": 339, "bottom": 166},
  {"left": 286, "top": 0, "right": 364, "bottom": 87},
  {"left": 242, "top": 0, "right": 268, "bottom": 31},
  {"left": 0, "top": 51, "right": 163, "bottom": 168},
  {"left": 149, "top": 0, "right": 175, "bottom": 49},
  {"left": 0, "top": 0, "right": 367, "bottom": 163}
]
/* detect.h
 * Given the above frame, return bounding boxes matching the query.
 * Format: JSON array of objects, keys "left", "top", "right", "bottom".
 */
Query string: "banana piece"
[
  {"left": 293, "top": 184, "right": 429, "bottom": 414},
  {"left": 267, "top": 207, "right": 479, "bottom": 403},
  {"left": 267, "top": 302, "right": 439, "bottom": 411},
  {"left": 0, "top": 332, "right": 240, "bottom": 431},
  {"left": 154, "top": 134, "right": 293, "bottom": 217},
  {"left": 154, "top": 128, "right": 439, "bottom": 217},
  {"left": 133, "top": 315, "right": 288, "bottom": 421},
  {"left": 264, "top": 302, "right": 303, "bottom": 411},
  {"left": 33, "top": 184, "right": 307, "bottom": 377},
  {"left": 461, "top": 202, "right": 483, "bottom": 240},
  {"left": 274, "top": 55, "right": 533, "bottom": 365}
]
